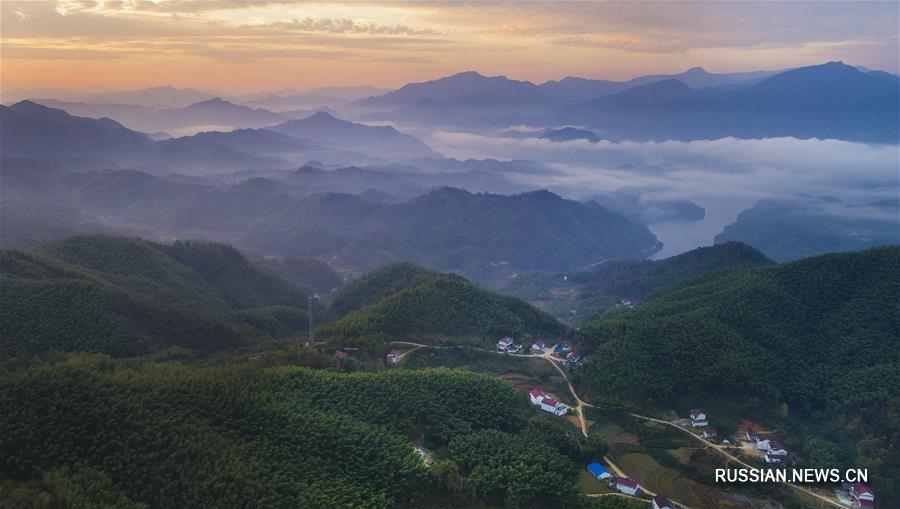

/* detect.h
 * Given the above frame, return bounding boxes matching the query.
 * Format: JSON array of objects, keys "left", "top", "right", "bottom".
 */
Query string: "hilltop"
[
  {"left": 0, "top": 235, "right": 310, "bottom": 356},
  {"left": 319, "top": 262, "right": 562, "bottom": 343},
  {"left": 574, "top": 247, "right": 900, "bottom": 503}
]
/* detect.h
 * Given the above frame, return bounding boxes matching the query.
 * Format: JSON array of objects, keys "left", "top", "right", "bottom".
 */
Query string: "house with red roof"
[
  {"left": 531, "top": 339, "right": 546, "bottom": 351},
  {"left": 529, "top": 388, "right": 545, "bottom": 405},
  {"left": 652, "top": 495, "right": 674, "bottom": 509},
  {"left": 614, "top": 477, "right": 640, "bottom": 496},
  {"left": 850, "top": 483, "right": 874, "bottom": 507},
  {"left": 701, "top": 428, "right": 718, "bottom": 438},
  {"left": 335, "top": 351, "right": 349, "bottom": 360},
  {"left": 497, "top": 337, "right": 514, "bottom": 351},
  {"left": 539, "top": 397, "right": 569, "bottom": 416}
]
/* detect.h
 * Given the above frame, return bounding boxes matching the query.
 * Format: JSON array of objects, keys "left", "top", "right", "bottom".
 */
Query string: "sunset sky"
[{"left": 2, "top": 0, "right": 898, "bottom": 94}]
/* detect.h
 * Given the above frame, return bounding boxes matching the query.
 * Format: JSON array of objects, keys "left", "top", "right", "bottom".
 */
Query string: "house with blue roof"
[{"left": 586, "top": 461, "right": 612, "bottom": 480}]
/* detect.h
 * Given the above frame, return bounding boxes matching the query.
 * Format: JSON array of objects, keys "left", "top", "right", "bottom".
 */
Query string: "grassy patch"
[{"left": 577, "top": 470, "right": 614, "bottom": 495}]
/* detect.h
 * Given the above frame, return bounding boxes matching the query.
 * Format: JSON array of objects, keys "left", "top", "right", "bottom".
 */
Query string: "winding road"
[{"left": 388, "top": 341, "right": 843, "bottom": 509}]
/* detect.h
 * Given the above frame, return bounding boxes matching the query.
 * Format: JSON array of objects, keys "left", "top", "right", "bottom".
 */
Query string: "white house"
[
  {"left": 652, "top": 495, "right": 674, "bottom": 509},
  {"left": 745, "top": 431, "right": 760, "bottom": 442},
  {"left": 850, "top": 483, "right": 874, "bottom": 507},
  {"left": 701, "top": 428, "right": 718, "bottom": 439},
  {"left": 529, "top": 388, "right": 545, "bottom": 405},
  {"left": 764, "top": 453, "right": 783, "bottom": 464},
  {"left": 689, "top": 408, "right": 708, "bottom": 427},
  {"left": 531, "top": 339, "right": 546, "bottom": 351},
  {"left": 615, "top": 477, "right": 639, "bottom": 496},
  {"left": 539, "top": 397, "right": 569, "bottom": 416},
  {"left": 497, "top": 337, "right": 514, "bottom": 351},
  {"left": 506, "top": 342, "right": 522, "bottom": 353},
  {"left": 755, "top": 436, "right": 773, "bottom": 451}
]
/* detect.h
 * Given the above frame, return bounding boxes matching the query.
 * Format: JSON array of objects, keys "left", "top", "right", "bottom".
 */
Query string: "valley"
[{"left": 2, "top": 7, "right": 898, "bottom": 506}]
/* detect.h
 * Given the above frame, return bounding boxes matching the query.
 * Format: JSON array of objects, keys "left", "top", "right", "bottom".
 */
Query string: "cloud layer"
[
  {"left": 421, "top": 129, "right": 900, "bottom": 257},
  {"left": 2, "top": 1, "right": 897, "bottom": 92}
]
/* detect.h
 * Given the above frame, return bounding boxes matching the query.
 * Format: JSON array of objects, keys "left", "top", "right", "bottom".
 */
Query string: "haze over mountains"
[{"left": 2, "top": 60, "right": 898, "bottom": 269}]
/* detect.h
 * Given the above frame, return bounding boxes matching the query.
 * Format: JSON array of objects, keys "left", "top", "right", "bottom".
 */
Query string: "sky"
[{"left": 2, "top": 0, "right": 898, "bottom": 94}]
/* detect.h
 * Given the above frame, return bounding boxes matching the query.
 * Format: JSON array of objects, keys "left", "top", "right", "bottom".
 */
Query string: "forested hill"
[
  {"left": 574, "top": 246, "right": 900, "bottom": 502},
  {"left": 575, "top": 246, "right": 898, "bottom": 406},
  {"left": 327, "top": 262, "right": 442, "bottom": 319},
  {"left": 500, "top": 242, "right": 774, "bottom": 321},
  {"left": 1, "top": 235, "right": 310, "bottom": 356},
  {"left": 1, "top": 355, "right": 582, "bottom": 508},
  {"left": 247, "top": 187, "right": 662, "bottom": 273},
  {"left": 320, "top": 262, "right": 562, "bottom": 342}
]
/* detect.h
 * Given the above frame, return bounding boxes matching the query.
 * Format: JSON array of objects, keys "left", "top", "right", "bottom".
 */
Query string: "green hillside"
[
  {"left": 0, "top": 355, "right": 581, "bottom": 508},
  {"left": 500, "top": 242, "right": 774, "bottom": 322},
  {"left": 1, "top": 235, "right": 309, "bottom": 357},
  {"left": 574, "top": 246, "right": 900, "bottom": 502},
  {"left": 320, "top": 262, "right": 562, "bottom": 342},
  {"left": 328, "top": 262, "right": 441, "bottom": 319}
]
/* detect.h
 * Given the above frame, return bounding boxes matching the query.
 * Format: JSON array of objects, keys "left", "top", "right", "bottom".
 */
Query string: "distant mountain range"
[
  {"left": 350, "top": 62, "right": 899, "bottom": 142},
  {"left": 270, "top": 111, "right": 440, "bottom": 160},
  {"left": 0, "top": 101, "right": 152, "bottom": 163},
  {"left": 543, "top": 62, "right": 899, "bottom": 142},
  {"left": 12, "top": 62, "right": 897, "bottom": 142},
  {"left": 1, "top": 159, "right": 661, "bottom": 276},
  {"left": 245, "top": 187, "right": 661, "bottom": 273},
  {"left": 0, "top": 102, "right": 440, "bottom": 169},
  {"left": 233, "top": 85, "right": 390, "bottom": 111},
  {"left": 32, "top": 97, "right": 288, "bottom": 135}
]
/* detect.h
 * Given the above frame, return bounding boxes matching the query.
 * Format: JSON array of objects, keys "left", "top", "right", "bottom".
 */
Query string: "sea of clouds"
[{"left": 419, "top": 128, "right": 899, "bottom": 257}]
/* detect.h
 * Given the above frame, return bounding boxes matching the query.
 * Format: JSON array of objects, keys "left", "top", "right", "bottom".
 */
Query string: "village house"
[
  {"left": 652, "top": 495, "right": 675, "bottom": 509},
  {"left": 745, "top": 430, "right": 760, "bottom": 443},
  {"left": 614, "top": 477, "right": 640, "bottom": 496},
  {"left": 528, "top": 388, "right": 570, "bottom": 416},
  {"left": 689, "top": 408, "right": 708, "bottom": 427},
  {"left": 566, "top": 351, "right": 581, "bottom": 367},
  {"left": 554, "top": 340, "right": 573, "bottom": 354},
  {"left": 850, "top": 483, "right": 875, "bottom": 507},
  {"left": 531, "top": 339, "right": 546, "bottom": 351},
  {"left": 764, "top": 453, "right": 783, "bottom": 464},
  {"left": 497, "top": 337, "right": 514, "bottom": 351},
  {"left": 586, "top": 462, "right": 612, "bottom": 480},
  {"left": 701, "top": 428, "right": 718, "bottom": 439},
  {"left": 539, "top": 396, "right": 569, "bottom": 416},
  {"left": 506, "top": 342, "right": 522, "bottom": 353},
  {"left": 386, "top": 348, "right": 399, "bottom": 364},
  {"left": 335, "top": 351, "right": 348, "bottom": 360}
]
